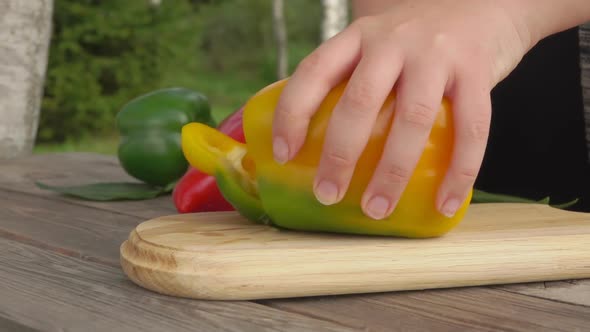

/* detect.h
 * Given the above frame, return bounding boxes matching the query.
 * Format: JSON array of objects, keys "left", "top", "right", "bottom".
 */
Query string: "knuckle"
[
  {"left": 454, "top": 167, "right": 479, "bottom": 183},
  {"left": 391, "top": 21, "right": 412, "bottom": 37},
  {"left": 432, "top": 32, "right": 449, "bottom": 48},
  {"left": 341, "top": 80, "right": 381, "bottom": 114},
  {"left": 275, "top": 103, "right": 299, "bottom": 123},
  {"left": 431, "top": 33, "right": 455, "bottom": 59},
  {"left": 351, "top": 16, "right": 370, "bottom": 30},
  {"left": 399, "top": 102, "right": 436, "bottom": 129},
  {"left": 325, "top": 148, "right": 356, "bottom": 168},
  {"left": 381, "top": 163, "right": 412, "bottom": 185},
  {"left": 386, "top": 20, "right": 419, "bottom": 43},
  {"left": 297, "top": 51, "right": 324, "bottom": 76},
  {"left": 464, "top": 117, "right": 490, "bottom": 141}
]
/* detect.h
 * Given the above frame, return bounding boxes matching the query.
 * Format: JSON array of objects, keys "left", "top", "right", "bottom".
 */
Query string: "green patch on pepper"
[{"left": 117, "top": 87, "right": 216, "bottom": 187}]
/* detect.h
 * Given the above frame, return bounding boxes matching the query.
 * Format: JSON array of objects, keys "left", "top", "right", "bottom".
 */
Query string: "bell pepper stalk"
[
  {"left": 172, "top": 107, "right": 246, "bottom": 213},
  {"left": 181, "top": 78, "right": 472, "bottom": 238},
  {"left": 36, "top": 87, "right": 217, "bottom": 201}
]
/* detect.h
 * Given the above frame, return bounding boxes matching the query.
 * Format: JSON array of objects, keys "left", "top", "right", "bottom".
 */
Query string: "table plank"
[
  {"left": 0, "top": 316, "right": 38, "bottom": 332},
  {"left": 499, "top": 280, "right": 590, "bottom": 306},
  {"left": 0, "top": 189, "right": 356, "bottom": 331},
  {"left": 0, "top": 188, "right": 140, "bottom": 266},
  {"left": 264, "top": 288, "right": 590, "bottom": 332},
  {"left": 2, "top": 180, "right": 590, "bottom": 331},
  {"left": 0, "top": 153, "right": 176, "bottom": 219},
  {"left": 0, "top": 236, "right": 352, "bottom": 332},
  {"left": 2, "top": 152, "right": 590, "bottom": 329}
]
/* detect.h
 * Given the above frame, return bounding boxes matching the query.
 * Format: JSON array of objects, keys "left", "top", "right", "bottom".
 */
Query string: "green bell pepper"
[{"left": 116, "top": 87, "right": 216, "bottom": 186}]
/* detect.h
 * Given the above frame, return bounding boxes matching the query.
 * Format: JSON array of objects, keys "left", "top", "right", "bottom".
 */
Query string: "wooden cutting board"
[{"left": 120, "top": 203, "right": 590, "bottom": 300}]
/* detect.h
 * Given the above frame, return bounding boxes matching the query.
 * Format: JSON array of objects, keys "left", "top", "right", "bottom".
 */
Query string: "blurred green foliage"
[{"left": 38, "top": 0, "right": 322, "bottom": 144}]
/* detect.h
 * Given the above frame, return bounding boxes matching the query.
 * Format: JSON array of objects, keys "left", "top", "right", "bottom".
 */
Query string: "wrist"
[
  {"left": 352, "top": 0, "right": 397, "bottom": 18},
  {"left": 500, "top": 0, "right": 590, "bottom": 49},
  {"left": 495, "top": 0, "right": 541, "bottom": 53}
]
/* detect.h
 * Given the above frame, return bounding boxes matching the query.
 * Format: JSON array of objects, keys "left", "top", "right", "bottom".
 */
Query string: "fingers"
[
  {"left": 312, "top": 48, "right": 404, "bottom": 205},
  {"left": 361, "top": 58, "right": 449, "bottom": 220},
  {"left": 272, "top": 26, "right": 362, "bottom": 164},
  {"left": 436, "top": 73, "right": 491, "bottom": 217},
  {"left": 273, "top": 17, "right": 491, "bottom": 220}
]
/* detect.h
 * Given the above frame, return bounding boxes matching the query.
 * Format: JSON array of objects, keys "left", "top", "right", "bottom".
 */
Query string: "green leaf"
[
  {"left": 35, "top": 181, "right": 172, "bottom": 201},
  {"left": 549, "top": 198, "right": 579, "bottom": 209},
  {"left": 471, "top": 189, "right": 579, "bottom": 210},
  {"left": 471, "top": 189, "right": 537, "bottom": 204},
  {"left": 162, "top": 180, "right": 177, "bottom": 193}
]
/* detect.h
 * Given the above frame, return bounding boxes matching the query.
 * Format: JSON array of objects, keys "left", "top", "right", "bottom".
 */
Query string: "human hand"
[{"left": 271, "top": 0, "right": 534, "bottom": 220}]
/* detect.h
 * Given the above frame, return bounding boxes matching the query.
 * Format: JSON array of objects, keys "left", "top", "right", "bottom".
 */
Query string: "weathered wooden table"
[{"left": 1, "top": 152, "right": 589, "bottom": 332}]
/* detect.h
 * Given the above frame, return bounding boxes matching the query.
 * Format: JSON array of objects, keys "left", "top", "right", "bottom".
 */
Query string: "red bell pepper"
[{"left": 172, "top": 107, "right": 245, "bottom": 213}]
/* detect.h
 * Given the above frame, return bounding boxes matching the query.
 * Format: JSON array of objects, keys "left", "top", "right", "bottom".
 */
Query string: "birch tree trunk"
[
  {"left": 321, "top": 0, "right": 348, "bottom": 42},
  {"left": 0, "top": 0, "right": 53, "bottom": 159},
  {"left": 272, "top": 0, "right": 288, "bottom": 79}
]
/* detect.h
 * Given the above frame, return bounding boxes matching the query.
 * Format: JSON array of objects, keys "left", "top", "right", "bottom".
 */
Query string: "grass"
[{"left": 33, "top": 135, "right": 121, "bottom": 155}]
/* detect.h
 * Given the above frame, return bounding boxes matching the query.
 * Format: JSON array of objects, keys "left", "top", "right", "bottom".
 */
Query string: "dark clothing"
[{"left": 475, "top": 25, "right": 590, "bottom": 211}]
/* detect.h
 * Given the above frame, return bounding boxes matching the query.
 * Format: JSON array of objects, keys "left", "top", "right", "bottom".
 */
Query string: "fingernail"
[
  {"left": 273, "top": 137, "right": 289, "bottom": 164},
  {"left": 314, "top": 180, "right": 339, "bottom": 205},
  {"left": 365, "top": 195, "right": 390, "bottom": 220},
  {"left": 441, "top": 197, "right": 460, "bottom": 217}
]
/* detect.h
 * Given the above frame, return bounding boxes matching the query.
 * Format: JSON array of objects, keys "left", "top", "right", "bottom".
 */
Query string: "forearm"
[
  {"left": 351, "top": 0, "right": 397, "bottom": 18},
  {"left": 353, "top": 0, "right": 590, "bottom": 46},
  {"left": 505, "top": 0, "right": 590, "bottom": 47}
]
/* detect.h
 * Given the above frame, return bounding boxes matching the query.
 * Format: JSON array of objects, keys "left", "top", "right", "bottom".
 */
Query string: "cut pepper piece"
[{"left": 181, "top": 122, "right": 267, "bottom": 223}]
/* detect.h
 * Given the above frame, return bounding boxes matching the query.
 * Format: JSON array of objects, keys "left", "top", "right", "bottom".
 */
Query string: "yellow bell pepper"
[{"left": 181, "top": 78, "right": 472, "bottom": 238}]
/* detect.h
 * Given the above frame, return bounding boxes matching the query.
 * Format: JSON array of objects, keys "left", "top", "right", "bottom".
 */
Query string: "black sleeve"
[{"left": 474, "top": 27, "right": 590, "bottom": 211}]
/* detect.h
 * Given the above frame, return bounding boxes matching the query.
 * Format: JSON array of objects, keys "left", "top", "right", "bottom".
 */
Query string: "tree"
[
  {"left": 272, "top": 0, "right": 288, "bottom": 79},
  {"left": 321, "top": 0, "right": 348, "bottom": 42},
  {"left": 0, "top": 0, "right": 53, "bottom": 159}
]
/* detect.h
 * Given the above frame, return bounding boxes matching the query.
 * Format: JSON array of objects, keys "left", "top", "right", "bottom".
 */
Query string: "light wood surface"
[
  {"left": 2, "top": 153, "right": 590, "bottom": 331},
  {"left": 120, "top": 202, "right": 590, "bottom": 300}
]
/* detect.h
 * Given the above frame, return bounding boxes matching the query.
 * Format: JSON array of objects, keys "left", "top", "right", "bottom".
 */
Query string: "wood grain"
[
  {"left": 0, "top": 236, "right": 352, "bottom": 332},
  {"left": 2, "top": 186, "right": 589, "bottom": 331},
  {"left": 120, "top": 203, "right": 590, "bottom": 300},
  {"left": 0, "top": 316, "right": 38, "bottom": 332},
  {"left": 2, "top": 153, "right": 590, "bottom": 331},
  {"left": 0, "top": 188, "right": 140, "bottom": 265},
  {"left": 264, "top": 287, "right": 590, "bottom": 332},
  {"left": 0, "top": 153, "right": 177, "bottom": 219},
  {"left": 0, "top": 187, "right": 357, "bottom": 331},
  {"left": 500, "top": 279, "right": 590, "bottom": 306}
]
